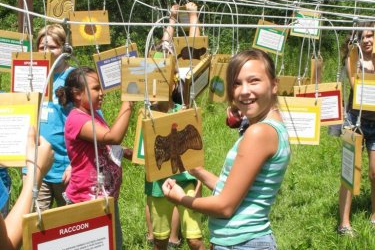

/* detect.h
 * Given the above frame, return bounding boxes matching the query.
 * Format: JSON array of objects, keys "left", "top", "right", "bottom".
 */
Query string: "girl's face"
[
  {"left": 80, "top": 72, "right": 103, "bottom": 111},
  {"left": 38, "top": 35, "right": 62, "bottom": 59},
  {"left": 361, "top": 30, "right": 374, "bottom": 55},
  {"left": 232, "top": 59, "right": 277, "bottom": 123}
]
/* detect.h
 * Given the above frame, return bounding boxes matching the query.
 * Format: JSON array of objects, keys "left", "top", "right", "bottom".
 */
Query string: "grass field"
[{"left": 6, "top": 87, "right": 375, "bottom": 250}]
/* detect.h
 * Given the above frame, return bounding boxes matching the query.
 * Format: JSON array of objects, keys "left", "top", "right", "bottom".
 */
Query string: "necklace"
[{"left": 249, "top": 107, "right": 279, "bottom": 125}]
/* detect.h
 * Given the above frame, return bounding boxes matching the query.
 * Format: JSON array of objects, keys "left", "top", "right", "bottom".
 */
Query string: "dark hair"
[
  {"left": 226, "top": 49, "right": 276, "bottom": 104},
  {"left": 55, "top": 66, "right": 97, "bottom": 107}
]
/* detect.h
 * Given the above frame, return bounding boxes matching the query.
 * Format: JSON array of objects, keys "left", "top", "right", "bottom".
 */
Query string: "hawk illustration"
[{"left": 154, "top": 123, "right": 202, "bottom": 174}]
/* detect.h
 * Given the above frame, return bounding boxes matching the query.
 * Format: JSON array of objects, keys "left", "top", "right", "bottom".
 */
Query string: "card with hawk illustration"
[{"left": 142, "top": 108, "right": 204, "bottom": 181}]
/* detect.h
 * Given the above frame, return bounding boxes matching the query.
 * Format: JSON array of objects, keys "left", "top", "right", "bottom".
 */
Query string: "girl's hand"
[
  {"left": 170, "top": 4, "right": 179, "bottom": 19},
  {"left": 186, "top": 2, "right": 198, "bottom": 13},
  {"left": 188, "top": 166, "right": 204, "bottom": 177},
  {"left": 162, "top": 178, "right": 186, "bottom": 203},
  {"left": 62, "top": 165, "right": 72, "bottom": 185}
]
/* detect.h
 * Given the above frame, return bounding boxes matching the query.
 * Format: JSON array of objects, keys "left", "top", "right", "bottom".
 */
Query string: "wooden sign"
[
  {"left": 352, "top": 73, "right": 375, "bottom": 111},
  {"left": 277, "top": 76, "right": 310, "bottom": 96},
  {"left": 0, "top": 30, "right": 30, "bottom": 72},
  {"left": 180, "top": 53, "right": 211, "bottom": 106},
  {"left": 132, "top": 109, "right": 167, "bottom": 165},
  {"left": 11, "top": 52, "right": 53, "bottom": 100},
  {"left": 290, "top": 11, "right": 321, "bottom": 40},
  {"left": 341, "top": 129, "right": 363, "bottom": 195},
  {"left": 294, "top": 82, "right": 343, "bottom": 125},
  {"left": 0, "top": 92, "right": 40, "bottom": 167},
  {"left": 69, "top": 10, "right": 110, "bottom": 47},
  {"left": 310, "top": 55, "right": 323, "bottom": 84},
  {"left": 173, "top": 36, "right": 208, "bottom": 67},
  {"left": 47, "top": 0, "right": 75, "bottom": 19},
  {"left": 121, "top": 56, "right": 175, "bottom": 102},
  {"left": 23, "top": 197, "right": 115, "bottom": 250},
  {"left": 209, "top": 54, "right": 231, "bottom": 102},
  {"left": 278, "top": 96, "right": 321, "bottom": 145},
  {"left": 143, "top": 108, "right": 204, "bottom": 182},
  {"left": 347, "top": 45, "right": 358, "bottom": 79},
  {"left": 252, "top": 20, "right": 288, "bottom": 55},
  {"left": 93, "top": 44, "right": 138, "bottom": 93}
]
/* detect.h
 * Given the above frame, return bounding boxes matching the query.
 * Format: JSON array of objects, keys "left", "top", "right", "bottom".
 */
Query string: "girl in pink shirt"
[{"left": 56, "top": 66, "right": 133, "bottom": 249}]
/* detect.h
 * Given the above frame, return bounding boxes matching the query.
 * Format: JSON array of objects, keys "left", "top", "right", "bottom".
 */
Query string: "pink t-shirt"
[{"left": 65, "top": 109, "right": 122, "bottom": 202}]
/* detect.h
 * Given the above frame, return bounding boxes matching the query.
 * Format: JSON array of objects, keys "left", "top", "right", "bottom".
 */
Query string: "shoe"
[
  {"left": 337, "top": 226, "right": 355, "bottom": 237},
  {"left": 168, "top": 239, "right": 181, "bottom": 249}
]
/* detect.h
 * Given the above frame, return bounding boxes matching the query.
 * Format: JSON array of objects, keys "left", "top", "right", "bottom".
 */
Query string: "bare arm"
[
  {"left": 162, "top": 4, "right": 179, "bottom": 42},
  {"left": 0, "top": 127, "right": 53, "bottom": 250},
  {"left": 188, "top": 166, "right": 218, "bottom": 191},
  {"left": 79, "top": 101, "right": 133, "bottom": 145},
  {"left": 186, "top": 2, "right": 200, "bottom": 37},
  {"left": 163, "top": 123, "right": 278, "bottom": 218}
]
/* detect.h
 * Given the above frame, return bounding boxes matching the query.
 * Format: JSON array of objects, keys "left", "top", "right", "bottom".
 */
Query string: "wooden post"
[{"left": 17, "top": 0, "right": 33, "bottom": 33}]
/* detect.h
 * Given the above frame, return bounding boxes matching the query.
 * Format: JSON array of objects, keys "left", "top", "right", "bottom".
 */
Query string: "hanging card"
[
  {"left": 310, "top": 55, "right": 323, "bottom": 84},
  {"left": 341, "top": 129, "right": 363, "bottom": 195},
  {"left": 23, "top": 197, "right": 115, "bottom": 250},
  {"left": 0, "top": 30, "right": 30, "bottom": 72},
  {"left": 11, "top": 52, "right": 53, "bottom": 101},
  {"left": 173, "top": 36, "right": 208, "bottom": 67},
  {"left": 0, "top": 92, "right": 40, "bottom": 167},
  {"left": 93, "top": 44, "right": 138, "bottom": 93},
  {"left": 47, "top": 0, "right": 75, "bottom": 19},
  {"left": 352, "top": 73, "right": 375, "bottom": 111},
  {"left": 252, "top": 20, "right": 288, "bottom": 55},
  {"left": 294, "top": 82, "right": 343, "bottom": 125},
  {"left": 69, "top": 10, "right": 110, "bottom": 47},
  {"left": 132, "top": 109, "right": 167, "bottom": 165},
  {"left": 121, "top": 56, "right": 175, "bottom": 102},
  {"left": 277, "top": 76, "right": 310, "bottom": 96},
  {"left": 209, "top": 54, "right": 231, "bottom": 102},
  {"left": 290, "top": 11, "right": 321, "bottom": 40},
  {"left": 179, "top": 53, "right": 211, "bottom": 106},
  {"left": 143, "top": 108, "right": 204, "bottom": 182},
  {"left": 278, "top": 96, "right": 321, "bottom": 145}
]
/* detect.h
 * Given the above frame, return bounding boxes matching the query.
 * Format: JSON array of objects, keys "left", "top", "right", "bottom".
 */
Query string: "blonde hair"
[{"left": 36, "top": 24, "right": 66, "bottom": 49}]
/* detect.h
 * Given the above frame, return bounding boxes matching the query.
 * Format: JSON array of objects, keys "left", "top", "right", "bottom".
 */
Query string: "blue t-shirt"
[{"left": 0, "top": 178, "right": 8, "bottom": 210}]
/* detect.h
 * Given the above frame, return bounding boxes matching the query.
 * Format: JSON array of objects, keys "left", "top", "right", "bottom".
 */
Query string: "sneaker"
[{"left": 337, "top": 226, "right": 354, "bottom": 237}]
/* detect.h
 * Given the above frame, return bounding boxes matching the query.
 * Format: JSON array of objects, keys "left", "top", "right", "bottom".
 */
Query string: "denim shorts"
[
  {"left": 212, "top": 234, "right": 277, "bottom": 250},
  {"left": 346, "top": 112, "right": 375, "bottom": 150}
]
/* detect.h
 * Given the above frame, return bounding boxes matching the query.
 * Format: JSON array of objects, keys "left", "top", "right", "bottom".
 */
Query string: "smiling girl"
[{"left": 162, "top": 49, "right": 291, "bottom": 250}]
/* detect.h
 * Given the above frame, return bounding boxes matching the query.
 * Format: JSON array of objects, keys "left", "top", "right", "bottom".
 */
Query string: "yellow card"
[
  {"left": 0, "top": 92, "right": 40, "bottom": 167},
  {"left": 341, "top": 129, "right": 363, "bottom": 195},
  {"left": 278, "top": 96, "right": 321, "bottom": 145},
  {"left": 352, "top": 74, "right": 375, "bottom": 111},
  {"left": 69, "top": 10, "right": 110, "bottom": 47}
]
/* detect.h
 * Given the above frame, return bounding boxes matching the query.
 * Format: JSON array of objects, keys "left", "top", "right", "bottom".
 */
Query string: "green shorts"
[{"left": 147, "top": 183, "right": 203, "bottom": 240}]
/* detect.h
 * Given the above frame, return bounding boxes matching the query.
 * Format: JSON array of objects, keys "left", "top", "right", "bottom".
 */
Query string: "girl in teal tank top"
[{"left": 162, "top": 49, "right": 291, "bottom": 249}]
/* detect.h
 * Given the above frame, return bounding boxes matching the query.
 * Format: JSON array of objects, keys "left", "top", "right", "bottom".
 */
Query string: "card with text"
[{"left": 278, "top": 96, "right": 321, "bottom": 145}]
